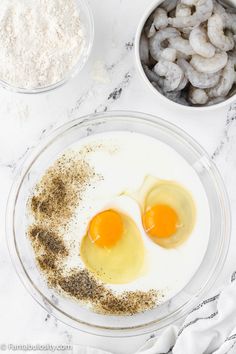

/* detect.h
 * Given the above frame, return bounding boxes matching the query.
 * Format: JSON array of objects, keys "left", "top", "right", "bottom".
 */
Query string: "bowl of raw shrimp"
[{"left": 135, "top": 0, "right": 236, "bottom": 109}]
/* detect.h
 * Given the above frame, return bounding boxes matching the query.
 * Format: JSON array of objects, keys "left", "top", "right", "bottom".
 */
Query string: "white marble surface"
[{"left": 0, "top": 0, "right": 236, "bottom": 353}]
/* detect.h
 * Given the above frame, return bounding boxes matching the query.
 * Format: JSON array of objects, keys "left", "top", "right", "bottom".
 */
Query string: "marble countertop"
[{"left": 0, "top": 0, "right": 236, "bottom": 353}]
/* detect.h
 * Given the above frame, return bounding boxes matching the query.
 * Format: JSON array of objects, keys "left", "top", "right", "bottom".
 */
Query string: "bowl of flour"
[{"left": 0, "top": 0, "right": 94, "bottom": 93}]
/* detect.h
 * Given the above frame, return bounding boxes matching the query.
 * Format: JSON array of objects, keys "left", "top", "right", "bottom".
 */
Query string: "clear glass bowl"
[
  {"left": 0, "top": 0, "right": 94, "bottom": 94},
  {"left": 6, "top": 111, "right": 231, "bottom": 336}
]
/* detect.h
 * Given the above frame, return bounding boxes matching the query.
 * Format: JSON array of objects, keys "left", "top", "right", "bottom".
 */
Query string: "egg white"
[{"left": 58, "top": 131, "right": 211, "bottom": 303}]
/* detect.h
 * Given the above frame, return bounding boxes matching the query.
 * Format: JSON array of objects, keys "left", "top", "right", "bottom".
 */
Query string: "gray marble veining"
[{"left": 0, "top": 0, "right": 236, "bottom": 353}]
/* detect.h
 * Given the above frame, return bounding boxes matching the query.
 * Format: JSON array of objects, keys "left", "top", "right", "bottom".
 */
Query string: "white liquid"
[{"left": 60, "top": 131, "right": 210, "bottom": 303}]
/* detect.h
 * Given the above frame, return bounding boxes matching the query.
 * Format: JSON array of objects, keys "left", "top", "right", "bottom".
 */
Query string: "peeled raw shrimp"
[
  {"left": 213, "top": 1, "right": 236, "bottom": 34},
  {"left": 146, "top": 24, "right": 156, "bottom": 39},
  {"left": 175, "top": 3, "right": 194, "bottom": 39},
  {"left": 189, "top": 87, "right": 209, "bottom": 104},
  {"left": 141, "top": 0, "right": 236, "bottom": 106},
  {"left": 151, "top": 77, "right": 164, "bottom": 94},
  {"left": 169, "top": 36, "right": 195, "bottom": 56},
  {"left": 152, "top": 69, "right": 188, "bottom": 104},
  {"left": 213, "top": 1, "right": 228, "bottom": 21},
  {"left": 166, "top": 90, "right": 189, "bottom": 105},
  {"left": 208, "top": 57, "right": 235, "bottom": 97},
  {"left": 181, "top": 0, "right": 197, "bottom": 5},
  {"left": 176, "top": 74, "right": 189, "bottom": 90},
  {"left": 143, "top": 64, "right": 161, "bottom": 83},
  {"left": 169, "top": 0, "right": 213, "bottom": 28},
  {"left": 231, "top": 51, "right": 236, "bottom": 66},
  {"left": 207, "top": 96, "right": 226, "bottom": 105},
  {"left": 165, "top": 90, "right": 181, "bottom": 102},
  {"left": 140, "top": 34, "right": 149, "bottom": 64},
  {"left": 189, "top": 26, "right": 215, "bottom": 58},
  {"left": 149, "top": 27, "right": 180, "bottom": 61},
  {"left": 145, "top": 14, "right": 156, "bottom": 38},
  {"left": 177, "top": 58, "right": 221, "bottom": 88},
  {"left": 181, "top": 27, "right": 194, "bottom": 40},
  {"left": 161, "top": 48, "right": 177, "bottom": 62},
  {"left": 161, "top": 0, "right": 178, "bottom": 12},
  {"left": 143, "top": 65, "right": 166, "bottom": 93},
  {"left": 229, "top": 14, "right": 236, "bottom": 35},
  {"left": 175, "top": 2, "right": 193, "bottom": 39},
  {"left": 208, "top": 14, "right": 234, "bottom": 51},
  {"left": 153, "top": 8, "right": 168, "bottom": 29},
  {"left": 159, "top": 49, "right": 188, "bottom": 88},
  {"left": 147, "top": 8, "right": 168, "bottom": 38},
  {"left": 168, "top": 8, "right": 177, "bottom": 18},
  {"left": 190, "top": 51, "right": 228, "bottom": 73},
  {"left": 175, "top": 51, "right": 191, "bottom": 61},
  {"left": 176, "top": 3, "right": 192, "bottom": 17},
  {"left": 154, "top": 60, "right": 184, "bottom": 91}
]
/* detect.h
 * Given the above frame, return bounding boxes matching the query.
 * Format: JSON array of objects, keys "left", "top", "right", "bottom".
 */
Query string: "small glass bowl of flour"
[{"left": 0, "top": 0, "right": 94, "bottom": 94}]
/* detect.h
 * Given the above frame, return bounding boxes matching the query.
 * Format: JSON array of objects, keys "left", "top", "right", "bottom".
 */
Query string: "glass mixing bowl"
[
  {"left": 0, "top": 0, "right": 94, "bottom": 94},
  {"left": 6, "top": 111, "right": 231, "bottom": 336}
]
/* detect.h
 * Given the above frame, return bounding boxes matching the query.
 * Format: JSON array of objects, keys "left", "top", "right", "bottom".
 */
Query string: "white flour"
[{"left": 0, "top": 0, "right": 86, "bottom": 89}]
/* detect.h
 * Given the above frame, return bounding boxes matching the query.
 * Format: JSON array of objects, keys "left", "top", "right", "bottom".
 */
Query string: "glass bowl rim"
[{"left": 6, "top": 110, "right": 231, "bottom": 337}]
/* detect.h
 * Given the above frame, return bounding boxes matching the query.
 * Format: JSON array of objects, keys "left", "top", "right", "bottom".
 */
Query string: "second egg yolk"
[
  {"left": 88, "top": 209, "right": 123, "bottom": 248},
  {"left": 142, "top": 204, "right": 179, "bottom": 239}
]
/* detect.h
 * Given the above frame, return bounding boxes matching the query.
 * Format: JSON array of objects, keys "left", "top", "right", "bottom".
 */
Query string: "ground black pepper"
[{"left": 27, "top": 149, "right": 162, "bottom": 315}]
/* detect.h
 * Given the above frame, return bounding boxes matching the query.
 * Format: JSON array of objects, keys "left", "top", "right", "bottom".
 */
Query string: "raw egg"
[
  {"left": 129, "top": 176, "right": 196, "bottom": 248},
  {"left": 80, "top": 209, "right": 145, "bottom": 284}
]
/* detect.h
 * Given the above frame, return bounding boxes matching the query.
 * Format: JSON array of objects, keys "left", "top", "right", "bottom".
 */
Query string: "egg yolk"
[
  {"left": 88, "top": 209, "right": 123, "bottom": 248},
  {"left": 142, "top": 204, "right": 179, "bottom": 238}
]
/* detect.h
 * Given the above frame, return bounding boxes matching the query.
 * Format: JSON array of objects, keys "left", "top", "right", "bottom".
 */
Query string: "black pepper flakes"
[
  {"left": 27, "top": 148, "right": 163, "bottom": 315},
  {"left": 53, "top": 269, "right": 159, "bottom": 316},
  {"left": 29, "top": 227, "right": 67, "bottom": 255}
]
